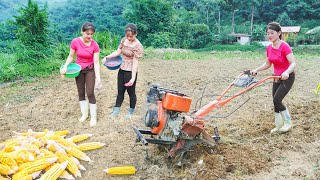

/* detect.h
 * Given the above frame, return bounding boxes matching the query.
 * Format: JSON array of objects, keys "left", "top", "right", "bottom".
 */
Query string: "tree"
[
  {"left": 14, "top": 0, "right": 51, "bottom": 64},
  {"left": 124, "top": 0, "right": 175, "bottom": 44}
]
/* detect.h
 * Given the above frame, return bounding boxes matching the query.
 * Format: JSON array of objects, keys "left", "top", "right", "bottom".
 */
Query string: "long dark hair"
[{"left": 267, "top": 22, "right": 282, "bottom": 39}]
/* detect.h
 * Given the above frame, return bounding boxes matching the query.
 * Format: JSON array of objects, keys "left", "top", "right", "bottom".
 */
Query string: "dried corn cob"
[
  {"left": 67, "top": 134, "right": 92, "bottom": 143},
  {"left": 56, "top": 138, "right": 79, "bottom": 149},
  {"left": 18, "top": 157, "right": 57, "bottom": 175},
  {"left": 103, "top": 166, "right": 136, "bottom": 175},
  {"left": 69, "top": 156, "right": 86, "bottom": 171},
  {"left": 0, "top": 163, "right": 15, "bottom": 175},
  {"left": 53, "top": 130, "right": 70, "bottom": 136},
  {"left": 78, "top": 142, "right": 106, "bottom": 151},
  {"left": 12, "top": 170, "right": 41, "bottom": 180},
  {"left": 59, "top": 170, "right": 75, "bottom": 180},
  {"left": 56, "top": 152, "right": 81, "bottom": 177},
  {"left": 39, "top": 161, "right": 68, "bottom": 180},
  {"left": 66, "top": 147, "right": 91, "bottom": 162},
  {"left": 0, "top": 152, "right": 18, "bottom": 171}
]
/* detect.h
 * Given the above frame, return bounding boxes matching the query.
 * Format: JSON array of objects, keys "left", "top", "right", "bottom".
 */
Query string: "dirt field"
[{"left": 0, "top": 51, "right": 319, "bottom": 180}]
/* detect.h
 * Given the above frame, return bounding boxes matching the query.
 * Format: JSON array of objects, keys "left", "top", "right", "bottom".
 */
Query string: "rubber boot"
[
  {"left": 89, "top": 104, "right": 97, "bottom": 127},
  {"left": 279, "top": 108, "right": 292, "bottom": 132},
  {"left": 270, "top": 112, "right": 284, "bottom": 133},
  {"left": 79, "top": 100, "right": 89, "bottom": 122},
  {"left": 109, "top": 107, "right": 120, "bottom": 118},
  {"left": 125, "top": 108, "right": 135, "bottom": 120}
]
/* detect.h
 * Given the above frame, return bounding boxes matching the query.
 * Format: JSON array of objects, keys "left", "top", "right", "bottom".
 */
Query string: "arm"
[
  {"left": 281, "top": 53, "right": 296, "bottom": 80},
  {"left": 101, "top": 48, "right": 121, "bottom": 64},
  {"left": 251, "top": 59, "right": 272, "bottom": 75},
  {"left": 60, "top": 49, "right": 76, "bottom": 75},
  {"left": 128, "top": 58, "right": 138, "bottom": 85},
  {"left": 94, "top": 52, "right": 101, "bottom": 89}
]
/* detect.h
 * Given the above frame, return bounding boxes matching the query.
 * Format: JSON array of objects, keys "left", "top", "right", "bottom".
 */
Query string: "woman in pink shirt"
[
  {"left": 102, "top": 23, "right": 144, "bottom": 119},
  {"left": 60, "top": 22, "right": 101, "bottom": 127},
  {"left": 251, "top": 22, "right": 297, "bottom": 133}
]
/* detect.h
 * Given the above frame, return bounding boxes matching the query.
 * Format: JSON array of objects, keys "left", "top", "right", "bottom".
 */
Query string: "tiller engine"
[{"left": 133, "top": 71, "right": 281, "bottom": 163}]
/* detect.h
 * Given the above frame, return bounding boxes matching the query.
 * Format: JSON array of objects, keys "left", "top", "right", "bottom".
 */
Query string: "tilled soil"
[{"left": 0, "top": 52, "right": 319, "bottom": 179}]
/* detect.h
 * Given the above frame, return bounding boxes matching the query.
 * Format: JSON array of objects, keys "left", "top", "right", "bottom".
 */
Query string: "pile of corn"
[{"left": 0, "top": 129, "right": 106, "bottom": 180}]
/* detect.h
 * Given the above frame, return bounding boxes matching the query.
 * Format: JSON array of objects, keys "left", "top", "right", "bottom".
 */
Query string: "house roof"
[{"left": 281, "top": 26, "right": 301, "bottom": 33}]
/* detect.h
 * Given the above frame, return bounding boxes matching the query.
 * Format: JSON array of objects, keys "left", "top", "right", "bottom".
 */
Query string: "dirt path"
[{"left": 0, "top": 53, "right": 319, "bottom": 179}]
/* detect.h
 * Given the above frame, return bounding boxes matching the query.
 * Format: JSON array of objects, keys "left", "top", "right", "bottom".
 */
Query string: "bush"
[{"left": 145, "top": 32, "right": 176, "bottom": 48}]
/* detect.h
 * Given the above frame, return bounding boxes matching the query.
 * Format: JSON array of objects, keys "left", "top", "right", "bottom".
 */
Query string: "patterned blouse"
[{"left": 119, "top": 38, "right": 144, "bottom": 71}]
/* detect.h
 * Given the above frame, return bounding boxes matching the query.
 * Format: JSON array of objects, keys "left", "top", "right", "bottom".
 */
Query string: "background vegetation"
[{"left": 0, "top": 0, "right": 320, "bottom": 83}]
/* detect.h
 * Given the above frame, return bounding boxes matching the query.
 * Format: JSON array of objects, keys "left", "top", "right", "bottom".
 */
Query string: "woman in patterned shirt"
[{"left": 102, "top": 23, "right": 144, "bottom": 119}]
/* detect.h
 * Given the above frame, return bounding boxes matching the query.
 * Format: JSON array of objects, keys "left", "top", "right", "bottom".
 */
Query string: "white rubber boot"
[
  {"left": 270, "top": 112, "right": 284, "bottom": 133},
  {"left": 79, "top": 100, "right": 89, "bottom": 122},
  {"left": 89, "top": 104, "right": 97, "bottom": 127},
  {"left": 279, "top": 108, "right": 292, "bottom": 132}
]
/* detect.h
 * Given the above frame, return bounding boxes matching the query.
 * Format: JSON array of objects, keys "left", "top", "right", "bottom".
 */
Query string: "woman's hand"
[
  {"left": 281, "top": 71, "right": 289, "bottom": 80},
  {"left": 101, "top": 57, "right": 107, "bottom": 64},
  {"left": 60, "top": 65, "right": 68, "bottom": 75},
  {"left": 95, "top": 78, "right": 102, "bottom": 90},
  {"left": 250, "top": 69, "right": 258, "bottom": 76},
  {"left": 124, "top": 79, "right": 135, "bottom": 87}
]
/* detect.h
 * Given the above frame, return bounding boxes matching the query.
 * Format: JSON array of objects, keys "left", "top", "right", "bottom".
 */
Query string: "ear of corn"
[
  {"left": 59, "top": 170, "right": 75, "bottom": 180},
  {"left": 104, "top": 166, "right": 136, "bottom": 175},
  {"left": 67, "top": 134, "right": 92, "bottom": 143},
  {"left": 39, "top": 161, "right": 68, "bottom": 180},
  {"left": 78, "top": 142, "right": 106, "bottom": 151},
  {"left": 0, "top": 152, "right": 18, "bottom": 171},
  {"left": 18, "top": 157, "right": 57, "bottom": 175},
  {"left": 0, "top": 163, "right": 15, "bottom": 175},
  {"left": 66, "top": 147, "right": 91, "bottom": 162},
  {"left": 56, "top": 139, "right": 78, "bottom": 149},
  {"left": 55, "top": 152, "right": 81, "bottom": 177},
  {"left": 53, "top": 130, "right": 70, "bottom": 136}
]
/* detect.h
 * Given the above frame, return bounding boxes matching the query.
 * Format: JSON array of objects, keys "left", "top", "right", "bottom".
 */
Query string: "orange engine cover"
[{"left": 162, "top": 93, "right": 192, "bottom": 112}]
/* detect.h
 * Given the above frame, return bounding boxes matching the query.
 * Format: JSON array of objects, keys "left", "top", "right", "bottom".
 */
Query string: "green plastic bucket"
[{"left": 61, "top": 63, "right": 81, "bottom": 78}]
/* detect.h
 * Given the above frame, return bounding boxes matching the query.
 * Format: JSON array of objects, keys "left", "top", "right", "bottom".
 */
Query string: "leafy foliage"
[{"left": 13, "top": 0, "right": 51, "bottom": 65}]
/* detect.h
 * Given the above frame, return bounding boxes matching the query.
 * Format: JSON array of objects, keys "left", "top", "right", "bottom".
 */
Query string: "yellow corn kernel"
[
  {"left": 53, "top": 130, "right": 70, "bottom": 136},
  {"left": 39, "top": 161, "right": 68, "bottom": 180},
  {"left": 18, "top": 157, "right": 57, "bottom": 175},
  {"left": 56, "top": 138, "right": 78, "bottom": 149},
  {"left": 39, "top": 149, "right": 55, "bottom": 156},
  {"left": 0, "top": 163, "right": 15, "bottom": 175},
  {"left": 78, "top": 142, "right": 106, "bottom": 151},
  {"left": 0, "top": 152, "right": 18, "bottom": 171},
  {"left": 104, "top": 166, "right": 136, "bottom": 175},
  {"left": 66, "top": 147, "right": 91, "bottom": 162},
  {"left": 56, "top": 152, "right": 81, "bottom": 177},
  {"left": 67, "top": 133, "right": 92, "bottom": 143}
]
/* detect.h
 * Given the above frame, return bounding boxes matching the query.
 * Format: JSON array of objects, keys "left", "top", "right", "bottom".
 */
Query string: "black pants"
[
  {"left": 115, "top": 69, "right": 137, "bottom": 109},
  {"left": 75, "top": 65, "right": 96, "bottom": 104},
  {"left": 272, "top": 72, "right": 295, "bottom": 112}
]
